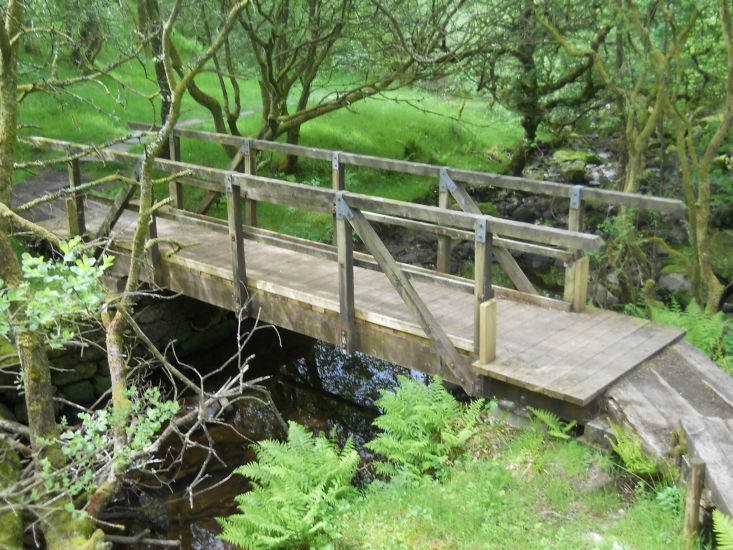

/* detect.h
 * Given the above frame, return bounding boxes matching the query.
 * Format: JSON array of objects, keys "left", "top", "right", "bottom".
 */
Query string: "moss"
[
  {"left": 0, "top": 443, "right": 22, "bottom": 549},
  {"left": 552, "top": 149, "right": 603, "bottom": 164},
  {"left": 710, "top": 229, "right": 733, "bottom": 280}
]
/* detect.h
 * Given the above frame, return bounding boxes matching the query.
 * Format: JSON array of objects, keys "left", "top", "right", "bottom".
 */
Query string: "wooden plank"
[
  {"left": 494, "top": 248, "right": 537, "bottom": 295},
  {"left": 347, "top": 206, "right": 478, "bottom": 393},
  {"left": 225, "top": 177, "right": 247, "bottom": 315},
  {"left": 94, "top": 181, "right": 136, "bottom": 240},
  {"left": 335, "top": 192, "right": 355, "bottom": 353},
  {"left": 436, "top": 186, "right": 451, "bottom": 273}
]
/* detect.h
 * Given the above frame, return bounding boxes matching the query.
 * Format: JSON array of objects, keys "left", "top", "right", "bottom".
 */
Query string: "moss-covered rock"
[
  {"left": 552, "top": 149, "right": 603, "bottom": 165},
  {"left": 92, "top": 374, "right": 112, "bottom": 397},
  {"left": 60, "top": 380, "right": 96, "bottom": 407},
  {"left": 52, "top": 361, "right": 97, "bottom": 386},
  {"left": 710, "top": 229, "right": 733, "bottom": 280}
]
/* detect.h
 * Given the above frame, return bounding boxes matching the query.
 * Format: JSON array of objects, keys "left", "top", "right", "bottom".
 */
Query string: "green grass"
[
  {"left": 335, "top": 425, "right": 684, "bottom": 549},
  {"left": 15, "top": 43, "right": 523, "bottom": 240}
]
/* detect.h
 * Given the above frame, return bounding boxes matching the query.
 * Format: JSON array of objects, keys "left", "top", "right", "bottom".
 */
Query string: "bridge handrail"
[{"left": 127, "top": 122, "right": 686, "bottom": 216}]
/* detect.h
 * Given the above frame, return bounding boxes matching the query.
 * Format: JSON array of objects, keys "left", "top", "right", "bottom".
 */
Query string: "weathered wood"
[
  {"left": 683, "top": 457, "right": 705, "bottom": 550},
  {"left": 564, "top": 255, "right": 590, "bottom": 312},
  {"left": 127, "top": 124, "right": 685, "bottom": 215},
  {"left": 147, "top": 213, "right": 163, "bottom": 286},
  {"left": 66, "top": 157, "right": 85, "bottom": 236},
  {"left": 474, "top": 218, "right": 493, "bottom": 350},
  {"left": 335, "top": 192, "right": 355, "bottom": 353},
  {"left": 243, "top": 140, "right": 257, "bottom": 227},
  {"left": 94, "top": 182, "right": 136, "bottom": 240},
  {"left": 225, "top": 175, "right": 247, "bottom": 315},
  {"left": 494, "top": 248, "right": 537, "bottom": 295},
  {"left": 168, "top": 135, "right": 184, "bottom": 209},
  {"left": 347, "top": 206, "right": 478, "bottom": 393},
  {"left": 436, "top": 186, "right": 451, "bottom": 273},
  {"left": 332, "top": 152, "right": 345, "bottom": 245},
  {"left": 479, "top": 299, "right": 497, "bottom": 364}
]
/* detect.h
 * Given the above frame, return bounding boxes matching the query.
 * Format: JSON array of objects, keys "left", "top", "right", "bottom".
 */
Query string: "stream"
[{"left": 107, "top": 328, "right": 427, "bottom": 549}]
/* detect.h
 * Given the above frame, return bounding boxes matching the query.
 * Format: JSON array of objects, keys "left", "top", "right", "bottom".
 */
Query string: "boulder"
[
  {"left": 52, "top": 361, "right": 97, "bottom": 386},
  {"left": 560, "top": 160, "right": 587, "bottom": 184},
  {"left": 658, "top": 273, "right": 692, "bottom": 294},
  {"left": 92, "top": 374, "right": 112, "bottom": 397},
  {"left": 61, "top": 381, "right": 96, "bottom": 407}
]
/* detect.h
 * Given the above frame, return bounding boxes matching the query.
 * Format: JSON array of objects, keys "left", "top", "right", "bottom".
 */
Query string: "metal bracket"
[
  {"left": 475, "top": 217, "right": 488, "bottom": 244},
  {"left": 570, "top": 185, "right": 583, "bottom": 209},
  {"left": 241, "top": 139, "right": 251, "bottom": 156},
  {"left": 439, "top": 167, "right": 457, "bottom": 193},
  {"left": 225, "top": 173, "right": 235, "bottom": 193},
  {"left": 332, "top": 151, "right": 341, "bottom": 171},
  {"left": 334, "top": 191, "right": 353, "bottom": 221}
]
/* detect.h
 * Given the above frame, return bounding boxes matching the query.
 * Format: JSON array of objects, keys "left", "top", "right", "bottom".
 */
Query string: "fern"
[
  {"left": 528, "top": 407, "right": 576, "bottom": 440},
  {"left": 714, "top": 509, "right": 733, "bottom": 550},
  {"left": 606, "top": 423, "right": 659, "bottom": 476},
  {"left": 217, "top": 422, "right": 359, "bottom": 549},
  {"left": 365, "top": 376, "right": 484, "bottom": 480}
]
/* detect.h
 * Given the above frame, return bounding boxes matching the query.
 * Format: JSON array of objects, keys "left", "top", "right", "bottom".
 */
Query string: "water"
[{"left": 110, "top": 336, "right": 426, "bottom": 549}]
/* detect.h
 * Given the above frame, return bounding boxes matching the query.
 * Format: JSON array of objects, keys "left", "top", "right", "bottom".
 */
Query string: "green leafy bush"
[
  {"left": 606, "top": 423, "right": 659, "bottom": 477},
  {"left": 365, "top": 376, "right": 484, "bottom": 480},
  {"left": 528, "top": 407, "right": 577, "bottom": 440},
  {"left": 714, "top": 509, "right": 733, "bottom": 550},
  {"left": 650, "top": 298, "right": 732, "bottom": 371},
  {"left": 218, "top": 422, "right": 358, "bottom": 549}
]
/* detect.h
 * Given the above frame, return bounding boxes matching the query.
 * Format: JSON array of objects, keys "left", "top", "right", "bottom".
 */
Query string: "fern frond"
[{"left": 714, "top": 509, "right": 733, "bottom": 550}]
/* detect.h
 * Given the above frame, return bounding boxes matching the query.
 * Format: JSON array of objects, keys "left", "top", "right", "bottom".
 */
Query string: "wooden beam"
[
  {"left": 683, "top": 457, "right": 705, "bottom": 550},
  {"left": 147, "top": 213, "right": 163, "bottom": 286},
  {"left": 437, "top": 174, "right": 452, "bottom": 273},
  {"left": 335, "top": 192, "right": 355, "bottom": 353},
  {"left": 95, "top": 182, "right": 136, "bottom": 241},
  {"left": 168, "top": 135, "right": 184, "bottom": 209},
  {"left": 332, "top": 152, "right": 344, "bottom": 245},
  {"left": 479, "top": 299, "right": 497, "bottom": 364},
  {"left": 494, "top": 247, "right": 538, "bottom": 295},
  {"left": 66, "top": 157, "right": 85, "bottom": 236},
  {"left": 225, "top": 174, "right": 247, "bottom": 316},
  {"left": 474, "top": 218, "right": 493, "bottom": 352},
  {"left": 346, "top": 206, "right": 478, "bottom": 394},
  {"left": 243, "top": 140, "right": 257, "bottom": 227},
  {"left": 564, "top": 255, "right": 590, "bottom": 312}
]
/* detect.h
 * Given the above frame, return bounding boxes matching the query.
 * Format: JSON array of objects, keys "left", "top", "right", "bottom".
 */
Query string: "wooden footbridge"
[
  {"left": 18, "top": 126, "right": 733, "bottom": 518},
  {"left": 23, "top": 126, "right": 687, "bottom": 413}
]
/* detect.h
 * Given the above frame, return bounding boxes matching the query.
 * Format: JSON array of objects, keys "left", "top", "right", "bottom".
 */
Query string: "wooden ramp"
[{"left": 33, "top": 198, "right": 682, "bottom": 411}]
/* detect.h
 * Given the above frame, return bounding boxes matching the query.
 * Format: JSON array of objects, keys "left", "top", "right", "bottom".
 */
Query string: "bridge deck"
[{"left": 33, "top": 196, "right": 683, "bottom": 408}]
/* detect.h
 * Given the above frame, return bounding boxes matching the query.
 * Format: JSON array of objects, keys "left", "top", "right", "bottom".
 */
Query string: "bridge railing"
[
  {"left": 127, "top": 123, "right": 685, "bottom": 312},
  {"left": 27, "top": 136, "right": 602, "bottom": 394}
]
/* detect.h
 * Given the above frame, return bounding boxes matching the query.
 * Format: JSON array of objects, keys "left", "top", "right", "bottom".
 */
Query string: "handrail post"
[
  {"left": 225, "top": 173, "right": 248, "bottom": 317},
  {"left": 331, "top": 152, "right": 345, "bottom": 245},
  {"left": 65, "top": 156, "right": 85, "bottom": 236},
  {"left": 147, "top": 212, "right": 163, "bottom": 287},
  {"left": 683, "top": 457, "right": 705, "bottom": 550},
  {"left": 437, "top": 167, "right": 452, "bottom": 273},
  {"left": 168, "top": 135, "right": 184, "bottom": 209},
  {"left": 334, "top": 192, "right": 355, "bottom": 353},
  {"left": 243, "top": 139, "right": 257, "bottom": 227},
  {"left": 564, "top": 185, "right": 589, "bottom": 311},
  {"left": 474, "top": 217, "right": 494, "bottom": 356}
]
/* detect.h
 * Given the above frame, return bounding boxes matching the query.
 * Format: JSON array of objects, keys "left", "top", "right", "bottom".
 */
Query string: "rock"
[
  {"left": 51, "top": 361, "right": 97, "bottom": 386},
  {"left": 710, "top": 230, "right": 733, "bottom": 280},
  {"left": 592, "top": 283, "right": 620, "bottom": 308},
  {"left": 667, "top": 227, "right": 687, "bottom": 246},
  {"left": 61, "top": 380, "right": 95, "bottom": 407},
  {"left": 92, "top": 374, "right": 112, "bottom": 397},
  {"left": 512, "top": 204, "right": 535, "bottom": 223},
  {"left": 135, "top": 302, "right": 166, "bottom": 325},
  {"left": 657, "top": 273, "right": 692, "bottom": 294},
  {"left": 712, "top": 204, "right": 733, "bottom": 229},
  {"left": 560, "top": 161, "right": 587, "bottom": 184},
  {"left": 575, "top": 457, "right": 615, "bottom": 493},
  {"left": 552, "top": 149, "right": 603, "bottom": 165}
]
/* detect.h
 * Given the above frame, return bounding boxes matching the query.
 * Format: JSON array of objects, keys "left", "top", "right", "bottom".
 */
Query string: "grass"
[
  {"left": 335, "top": 424, "right": 684, "bottom": 549},
  {"left": 15, "top": 42, "right": 523, "bottom": 240}
]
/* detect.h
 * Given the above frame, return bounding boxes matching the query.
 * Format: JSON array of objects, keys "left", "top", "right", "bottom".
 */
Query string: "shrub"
[
  {"left": 365, "top": 375, "right": 484, "bottom": 480},
  {"left": 217, "top": 422, "right": 358, "bottom": 549}
]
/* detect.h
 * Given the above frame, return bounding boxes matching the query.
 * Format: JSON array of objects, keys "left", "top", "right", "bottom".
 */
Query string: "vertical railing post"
[
  {"left": 683, "top": 457, "right": 705, "bottom": 550},
  {"left": 436, "top": 167, "right": 452, "bottom": 273},
  {"left": 564, "top": 185, "right": 589, "bottom": 311},
  {"left": 242, "top": 139, "right": 257, "bottom": 227},
  {"left": 335, "top": 192, "right": 355, "bottom": 353},
  {"left": 168, "top": 134, "right": 184, "bottom": 209},
  {"left": 225, "top": 172, "right": 248, "bottom": 317},
  {"left": 331, "top": 152, "right": 345, "bottom": 245},
  {"left": 147, "top": 212, "right": 163, "bottom": 287},
  {"left": 474, "top": 217, "right": 495, "bottom": 360},
  {"left": 65, "top": 156, "right": 85, "bottom": 236}
]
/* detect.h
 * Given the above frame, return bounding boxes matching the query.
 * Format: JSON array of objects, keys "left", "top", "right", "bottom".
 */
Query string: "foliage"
[
  {"left": 714, "top": 509, "right": 733, "bottom": 550},
  {"left": 650, "top": 298, "right": 732, "bottom": 372},
  {"left": 0, "top": 237, "right": 113, "bottom": 348},
  {"left": 606, "top": 423, "right": 659, "bottom": 477},
  {"left": 528, "top": 407, "right": 577, "bottom": 440},
  {"left": 365, "top": 376, "right": 484, "bottom": 480},
  {"left": 218, "top": 422, "right": 359, "bottom": 549},
  {"left": 36, "top": 385, "right": 178, "bottom": 499},
  {"left": 654, "top": 485, "right": 682, "bottom": 515}
]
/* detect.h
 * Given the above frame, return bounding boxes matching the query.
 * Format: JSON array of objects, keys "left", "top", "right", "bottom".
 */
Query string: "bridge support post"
[
  {"left": 168, "top": 135, "right": 184, "bottom": 209},
  {"left": 474, "top": 217, "right": 494, "bottom": 353},
  {"left": 65, "top": 156, "right": 86, "bottom": 236},
  {"left": 437, "top": 168, "right": 452, "bottom": 273},
  {"left": 226, "top": 173, "right": 248, "bottom": 317},
  {"left": 332, "top": 152, "right": 345, "bottom": 245},
  {"left": 683, "top": 457, "right": 705, "bottom": 550},
  {"left": 334, "top": 192, "right": 355, "bottom": 353},
  {"left": 564, "top": 185, "right": 588, "bottom": 312},
  {"left": 479, "top": 299, "right": 497, "bottom": 364},
  {"left": 146, "top": 213, "right": 163, "bottom": 287},
  {"left": 243, "top": 139, "right": 257, "bottom": 227}
]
